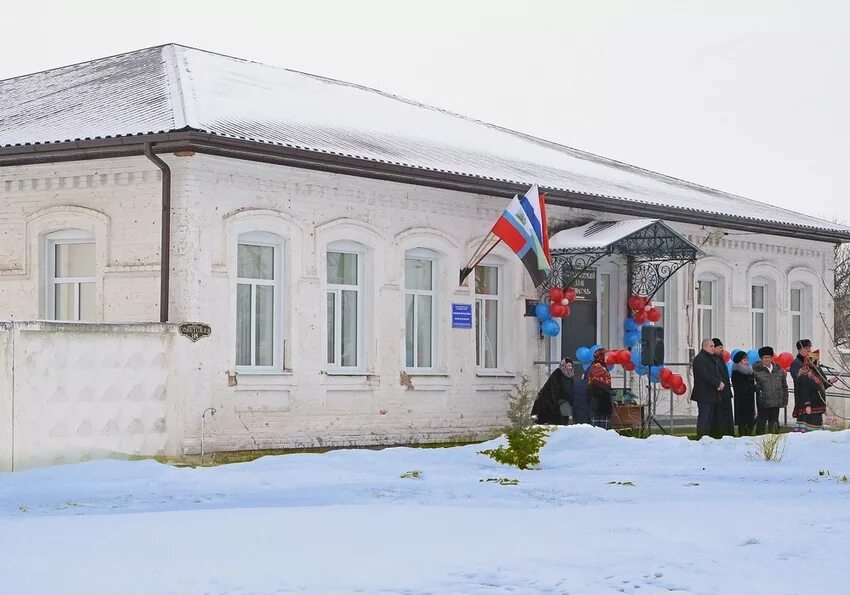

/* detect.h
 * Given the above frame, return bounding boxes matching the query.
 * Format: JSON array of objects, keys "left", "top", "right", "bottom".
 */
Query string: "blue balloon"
[
  {"left": 576, "top": 347, "right": 591, "bottom": 363},
  {"left": 631, "top": 348, "right": 642, "bottom": 366},
  {"left": 635, "top": 364, "right": 648, "bottom": 376},
  {"left": 624, "top": 331, "right": 640, "bottom": 347},
  {"left": 591, "top": 344, "right": 603, "bottom": 354},
  {"left": 624, "top": 317, "right": 639, "bottom": 332},
  {"left": 747, "top": 349, "right": 760, "bottom": 363},
  {"left": 535, "top": 303, "right": 551, "bottom": 321},
  {"left": 583, "top": 362, "right": 592, "bottom": 371},
  {"left": 727, "top": 361, "right": 734, "bottom": 375},
  {"left": 541, "top": 319, "right": 560, "bottom": 337}
]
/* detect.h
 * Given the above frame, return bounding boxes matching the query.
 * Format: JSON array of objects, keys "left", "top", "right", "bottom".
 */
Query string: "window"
[
  {"left": 790, "top": 283, "right": 811, "bottom": 349},
  {"left": 474, "top": 265, "right": 500, "bottom": 369},
  {"left": 404, "top": 250, "right": 436, "bottom": 369},
  {"left": 751, "top": 283, "right": 767, "bottom": 348},
  {"left": 327, "top": 244, "right": 364, "bottom": 369},
  {"left": 46, "top": 231, "right": 96, "bottom": 321},
  {"left": 696, "top": 279, "right": 714, "bottom": 340},
  {"left": 236, "top": 233, "right": 282, "bottom": 370}
]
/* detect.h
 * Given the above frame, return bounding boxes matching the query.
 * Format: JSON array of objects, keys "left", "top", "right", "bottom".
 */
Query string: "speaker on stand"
[{"left": 639, "top": 325, "right": 668, "bottom": 436}]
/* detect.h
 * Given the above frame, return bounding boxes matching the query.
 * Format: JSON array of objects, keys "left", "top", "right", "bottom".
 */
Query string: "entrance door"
[{"left": 561, "top": 269, "right": 597, "bottom": 363}]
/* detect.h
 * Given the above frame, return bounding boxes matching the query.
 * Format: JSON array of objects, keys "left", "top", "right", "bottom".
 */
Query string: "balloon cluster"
[
  {"left": 622, "top": 295, "right": 662, "bottom": 348},
  {"left": 726, "top": 348, "right": 794, "bottom": 375},
  {"left": 575, "top": 344, "right": 605, "bottom": 372},
  {"left": 658, "top": 367, "right": 688, "bottom": 396},
  {"left": 535, "top": 287, "right": 576, "bottom": 337}
]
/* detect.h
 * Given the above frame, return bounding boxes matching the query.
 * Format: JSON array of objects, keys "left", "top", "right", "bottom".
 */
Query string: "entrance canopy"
[{"left": 546, "top": 219, "right": 703, "bottom": 299}]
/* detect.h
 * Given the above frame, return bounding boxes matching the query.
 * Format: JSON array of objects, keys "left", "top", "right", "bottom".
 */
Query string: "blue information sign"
[{"left": 451, "top": 303, "right": 473, "bottom": 328}]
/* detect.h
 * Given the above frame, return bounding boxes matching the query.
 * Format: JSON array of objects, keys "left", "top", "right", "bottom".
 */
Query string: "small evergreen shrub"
[{"left": 478, "top": 426, "right": 549, "bottom": 470}]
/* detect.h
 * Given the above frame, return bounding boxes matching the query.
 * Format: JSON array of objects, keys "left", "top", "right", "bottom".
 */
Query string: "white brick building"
[{"left": 1, "top": 44, "right": 847, "bottom": 469}]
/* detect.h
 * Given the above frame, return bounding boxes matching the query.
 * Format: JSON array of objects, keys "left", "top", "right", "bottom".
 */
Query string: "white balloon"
[{"left": 561, "top": 298, "right": 569, "bottom": 305}]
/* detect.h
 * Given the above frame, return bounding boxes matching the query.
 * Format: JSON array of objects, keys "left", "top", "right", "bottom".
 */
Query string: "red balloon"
[
  {"left": 646, "top": 308, "right": 662, "bottom": 323},
  {"left": 633, "top": 310, "right": 648, "bottom": 324},
  {"left": 550, "top": 303, "right": 566, "bottom": 318},
  {"left": 777, "top": 352, "right": 794, "bottom": 369},
  {"left": 673, "top": 384, "right": 687, "bottom": 396},
  {"left": 564, "top": 288, "right": 577, "bottom": 302},
  {"left": 549, "top": 287, "right": 564, "bottom": 303},
  {"left": 670, "top": 375, "right": 685, "bottom": 389},
  {"left": 659, "top": 367, "right": 674, "bottom": 382},
  {"left": 605, "top": 351, "right": 618, "bottom": 365},
  {"left": 660, "top": 380, "right": 672, "bottom": 390},
  {"left": 561, "top": 305, "right": 571, "bottom": 318},
  {"left": 721, "top": 350, "right": 731, "bottom": 363},
  {"left": 624, "top": 361, "right": 635, "bottom": 371},
  {"left": 628, "top": 295, "right": 646, "bottom": 311},
  {"left": 617, "top": 350, "right": 632, "bottom": 365}
]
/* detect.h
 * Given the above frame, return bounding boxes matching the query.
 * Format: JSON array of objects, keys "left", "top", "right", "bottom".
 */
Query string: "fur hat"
[
  {"left": 732, "top": 351, "right": 748, "bottom": 363},
  {"left": 796, "top": 339, "right": 812, "bottom": 350},
  {"left": 758, "top": 346, "right": 774, "bottom": 358},
  {"left": 712, "top": 338, "right": 724, "bottom": 348}
]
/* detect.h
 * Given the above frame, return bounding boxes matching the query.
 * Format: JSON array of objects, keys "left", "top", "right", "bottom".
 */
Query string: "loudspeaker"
[{"left": 640, "top": 325, "right": 664, "bottom": 366}]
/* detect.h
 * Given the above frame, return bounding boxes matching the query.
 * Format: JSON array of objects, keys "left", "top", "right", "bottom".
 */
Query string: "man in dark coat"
[
  {"left": 789, "top": 339, "right": 812, "bottom": 388},
  {"left": 710, "top": 338, "right": 735, "bottom": 438},
  {"left": 532, "top": 358, "right": 576, "bottom": 425},
  {"left": 752, "top": 346, "right": 788, "bottom": 434},
  {"left": 691, "top": 339, "right": 725, "bottom": 439}
]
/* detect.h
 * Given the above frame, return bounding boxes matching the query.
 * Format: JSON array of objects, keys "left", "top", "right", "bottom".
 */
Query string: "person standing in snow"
[
  {"left": 691, "top": 339, "right": 725, "bottom": 440},
  {"left": 752, "top": 346, "right": 788, "bottom": 434},
  {"left": 792, "top": 354, "right": 829, "bottom": 432},
  {"left": 532, "top": 358, "right": 576, "bottom": 425},
  {"left": 710, "top": 338, "right": 735, "bottom": 438},
  {"left": 586, "top": 347, "right": 613, "bottom": 429},
  {"left": 730, "top": 351, "right": 757, "bottom": 436}
]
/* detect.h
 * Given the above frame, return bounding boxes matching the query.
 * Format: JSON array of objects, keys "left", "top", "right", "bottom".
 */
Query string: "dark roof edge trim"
[{"left": 2, "top": 132, "right": 848, "bottom": 244}]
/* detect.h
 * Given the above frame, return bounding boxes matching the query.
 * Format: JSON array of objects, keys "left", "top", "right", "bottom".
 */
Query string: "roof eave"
[{"left": 2, "top": 132, "right": 849, "bottom": 244}]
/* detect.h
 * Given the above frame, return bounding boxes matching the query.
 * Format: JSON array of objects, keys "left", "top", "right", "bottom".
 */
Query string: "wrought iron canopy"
[{"left": 545, "top": 219, "right": 702, "bottom": 299}]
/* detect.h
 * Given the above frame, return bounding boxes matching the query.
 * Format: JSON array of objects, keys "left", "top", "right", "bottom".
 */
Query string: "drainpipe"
[{"left": 143, "top": 143, "right": 171, "bottom": 323}]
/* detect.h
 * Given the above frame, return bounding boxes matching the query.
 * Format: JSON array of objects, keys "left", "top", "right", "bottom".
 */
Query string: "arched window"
[
  {"left": 790, "top": 282, "right": 812, "bottom": 349},
  {"left": 236, "top": 231, "right": 284, "bottom": 370},
  {"left": 696, "top": 277, "right": 716, "bottom": 341},
  {"left": 45, "top": 229, "right": 96, "bottom": 321},
  {"left": 326, "top": 240, "right": 366, "bottom": 369},
  {"left": 751, "top": 276, "right": 769, "bottom": 348},
  {"left": 474, "top": 262, "right": 502, "bottom": 369},
  {"left": 404, "top": 248, "right": 437, "bottom": 370}
]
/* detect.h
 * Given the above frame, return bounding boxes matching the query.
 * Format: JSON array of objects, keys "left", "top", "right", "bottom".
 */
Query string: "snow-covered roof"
[
  {"left": 550, "top": 219, "right": 662, "bottom": 251},
  {"left": 2, "top": 44, "right": 848, "bottom": 238}
]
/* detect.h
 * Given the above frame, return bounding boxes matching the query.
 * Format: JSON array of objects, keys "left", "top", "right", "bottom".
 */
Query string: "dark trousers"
[
  {"left": 737, "top": 422, "right": 755, "bottom": 437},
  {"left": 757, "top": 407, "right": 781, "bottom": 434},
  {"left": 711, "top": 398, "right": 735, "bottom": 438},
  {"left": 696, "top": 401, "right": 716, "bottom": 439}
]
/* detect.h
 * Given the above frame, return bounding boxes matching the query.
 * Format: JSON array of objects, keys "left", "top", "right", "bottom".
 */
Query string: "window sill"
[
  {"left": 475, "top": 371, "right": 516, "bottom": 378},
  {"left": 403, "top": 370, "right": 449, "bottom": 377},
  {"left": 235, "top": 370, "right": 293, "bottom": 376},
  {"left": 324, "top": 370, "right": 376, "bottom": 377}
]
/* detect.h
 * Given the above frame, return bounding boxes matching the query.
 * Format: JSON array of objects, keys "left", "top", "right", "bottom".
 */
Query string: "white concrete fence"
[{"left": 0, "top": 321, "right": 202, "bottom": 471}]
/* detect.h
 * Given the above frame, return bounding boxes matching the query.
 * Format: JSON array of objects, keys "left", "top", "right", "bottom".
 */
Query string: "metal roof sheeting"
[{"left": 1, "top": 44, "right": 848, "bottom": 237}]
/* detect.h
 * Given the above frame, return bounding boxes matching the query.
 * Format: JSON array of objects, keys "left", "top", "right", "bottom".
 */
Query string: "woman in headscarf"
[
  {"left": 793, "top": 355, "right": 828, "bottom": 432},
  {"left": 730, "top": 351, "right": 756, "bottom": 436},
  {"left": 586, "top": 347, "right": 614, "bottom": 429},
  {"left": 532, "top": 358, "right": 576, "bottom": 425}
]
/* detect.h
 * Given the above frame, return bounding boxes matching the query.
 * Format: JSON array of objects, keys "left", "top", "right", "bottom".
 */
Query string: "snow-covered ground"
[{"left": 2, "top": 427, "right": 849, "bottom": 594}]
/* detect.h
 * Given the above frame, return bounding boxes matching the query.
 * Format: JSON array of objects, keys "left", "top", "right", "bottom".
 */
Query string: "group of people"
[
  {"left": 532, "top": 338, "right": 836, "bottom": 439},
  {"left": 532, "top": 347, "right": 614, "bottom": 429},
  {"left": 692, "top": 338, "right": 835, "bottom": 439}
]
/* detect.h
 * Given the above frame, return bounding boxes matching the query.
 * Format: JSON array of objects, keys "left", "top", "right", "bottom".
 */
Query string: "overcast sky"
[{"left": 2, "top": 0, "right": 848, "bottom": 223}]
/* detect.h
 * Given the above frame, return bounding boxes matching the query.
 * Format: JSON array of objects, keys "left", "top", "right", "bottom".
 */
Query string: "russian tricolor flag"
[{"left": 491, "top": 185, "right": 552, "bottom": 286}]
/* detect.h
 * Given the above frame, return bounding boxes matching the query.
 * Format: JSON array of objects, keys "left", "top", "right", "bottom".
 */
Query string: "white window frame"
[
  {"left": 596, "top": 266, "right": 618, "bottom": 349},
  {"left": 404, "top": 248, "right": 437, "bottom": 371},
  {"left": 653, "top": 282, "right": 672, "bottom": 360},
  {"left": 696, "top": 278, "right": 715, "bottom": 341},
  {"left": 790, "top": 282, "right": 811, "bottom": 349},
  {"left": 751, "top": 281, "right": 768, "bottom": 348},
  {"left": 474, "top": 263, "right": 502, "bottom": 370},
  {"left": 235, "top": 231, "right": 284, "bottom": 373},
  {"left": 326, "top": 241, "right": 366, "bottom": 371},
  {"left": 45, "top": 229, "right": 96, "bottom": 321}
]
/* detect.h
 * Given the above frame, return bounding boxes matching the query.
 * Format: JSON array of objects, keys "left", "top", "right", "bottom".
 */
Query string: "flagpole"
[{"left": 460, "top": 236, "right": 502, "bottom": 285}]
